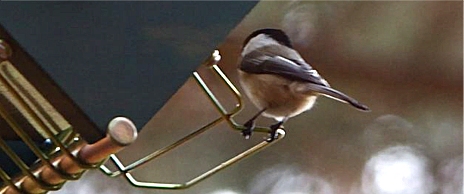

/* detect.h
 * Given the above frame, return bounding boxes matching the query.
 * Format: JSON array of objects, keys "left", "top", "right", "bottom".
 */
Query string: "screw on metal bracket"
[{"left": 0, "top": 39, "right": 12, "bottom": 60}]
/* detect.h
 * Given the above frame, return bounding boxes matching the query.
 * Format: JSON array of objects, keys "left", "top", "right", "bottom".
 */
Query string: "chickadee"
[{"left": 237, "top": 28, "right": 370, "bottom": 142}]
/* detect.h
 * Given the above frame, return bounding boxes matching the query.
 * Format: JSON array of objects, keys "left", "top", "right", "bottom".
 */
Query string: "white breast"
[{"left": 238, "top": 71, "right": 318, "bottom": 122}]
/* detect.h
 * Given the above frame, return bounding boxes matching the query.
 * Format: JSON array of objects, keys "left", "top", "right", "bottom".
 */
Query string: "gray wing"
[
  {"left": 240, "top": 50, "right": 370, "bottom": 112},
  {"left": 240, "top": 50, "right": 330, "bottom": 87}
]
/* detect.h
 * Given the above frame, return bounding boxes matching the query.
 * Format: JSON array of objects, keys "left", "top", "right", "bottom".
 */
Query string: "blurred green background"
[{"left": 49, "top": 1, "right": 461, "bottom": 194}]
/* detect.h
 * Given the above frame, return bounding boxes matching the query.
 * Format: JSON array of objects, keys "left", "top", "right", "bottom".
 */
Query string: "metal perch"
[{"left": 99, "top": 50, "right": 286, "bottom": 189}]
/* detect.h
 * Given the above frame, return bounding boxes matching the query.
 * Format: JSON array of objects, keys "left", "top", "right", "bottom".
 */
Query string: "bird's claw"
[
  {"left": 266, "top": 123, "right": 284, "bottom": 142},
  {"left": 265, "top": 130, "right": 279, "bottom": 142},
  {"left": 242, "top": 129, "right": 252, "bottom": 139},
  {"left": 242, "top": 120, "right": 255, "bottom": 139}
]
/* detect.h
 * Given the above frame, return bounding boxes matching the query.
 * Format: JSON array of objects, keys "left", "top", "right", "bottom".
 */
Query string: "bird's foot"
[
  {"left": 242, "top": 120, "right": 255, "bottom": 139},
  {"left": 266, "top": 123, "right": 284, "bottom": 142}
]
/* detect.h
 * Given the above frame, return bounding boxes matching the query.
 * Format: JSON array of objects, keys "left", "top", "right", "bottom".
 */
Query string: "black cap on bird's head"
[{"left": 243, "top": 28, "right": 293, "bottom": 49}]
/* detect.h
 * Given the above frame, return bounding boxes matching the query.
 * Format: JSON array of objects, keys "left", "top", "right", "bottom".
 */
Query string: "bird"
[{"left": 237, "top": 28, "right": 370, "bottom": 142}]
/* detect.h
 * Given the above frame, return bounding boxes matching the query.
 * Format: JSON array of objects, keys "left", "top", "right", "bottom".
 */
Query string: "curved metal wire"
[{"left": 99, "top": 50, "right": 286, "bottom": 189}]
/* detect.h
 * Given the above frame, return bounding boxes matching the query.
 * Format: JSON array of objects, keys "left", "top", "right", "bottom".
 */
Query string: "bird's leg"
[
  {"left": 242, "top": 108, "right": 267, "bottom": 139},
  {"left": 267, "top": 117, "right": 288, "bottom": 142}
]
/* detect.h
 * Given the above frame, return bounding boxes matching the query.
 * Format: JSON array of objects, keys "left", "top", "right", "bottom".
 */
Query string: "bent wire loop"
[{"left": 99, "top": 50, "right": 286, "bottom": 189}]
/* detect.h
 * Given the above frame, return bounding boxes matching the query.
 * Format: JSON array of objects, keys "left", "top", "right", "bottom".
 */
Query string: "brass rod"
[
  {"left": 112, "top": 116, "right": 224, "bottom": 173},
  {"left": 99, "top": 50, "right": 285, "bottom": 189},
  {"left": 124, "top": 173, "right": 183, "bottom": 189},
  {"left": 1, "top": 64, "right": 62, "bottom": 136},
  {"left": 0, "top": 64, "right": 81, "bottom": 181},
  {"left": 98, "top": 155, "right": 126, "bottom": 177},
  {"left": 1, "top": 63, "right": 79, "bottom": 155},
  {"left": 181, "top": 129, "right": 285, "bottom": 189},
  {"left": 0, "top": 167, "right": 20, "bottom": 193},
  {"left": 192, "top": 71, "right": 230, "bottom": 118},
  {"left": 0, "top": 63, "right": 91, "bottom": 171},
  {"left": 122, "top": 129, "right": 285, "bottom": 189},
  {"left": 1, "top": 117, "right": 137, "bottom": 194},
  {"left": 210, "top": 65, "right": 243, "bottom": 115},
  {"left": 0, "top": 136, "right": 59, "bottom": 191},
  {"left": 195, "top": 65, "right": 270, "bottom": 134}
]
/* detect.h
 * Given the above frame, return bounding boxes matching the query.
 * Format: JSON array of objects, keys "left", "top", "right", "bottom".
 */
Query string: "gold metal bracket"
[
  {"left": 99, "top": 50, "right": 286, "bottom": 189},
  {"left": 0, "top": 39, "right": 87, "bottom": 192},
  {"left": 0, "top": 38, "right": 137, "bottom": 194}
]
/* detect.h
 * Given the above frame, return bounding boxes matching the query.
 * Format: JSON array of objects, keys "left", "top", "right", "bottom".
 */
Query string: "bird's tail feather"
[{"left": 304, "top": 83, "right": 370, "bottom": 112}]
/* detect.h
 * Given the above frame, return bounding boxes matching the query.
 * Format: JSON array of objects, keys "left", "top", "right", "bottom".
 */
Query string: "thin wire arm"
[
  {"left": 123, "top": 129, "right": 284, "bottom": 189},
  {"left": 195, "top": 57, "right": 271, "bottom": 134},
  {"left": 102, "top": 116, "right": 225, "bottom": 176},
  {"left": 99, "top": 50, "right": 286, "bottom": 189}
]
